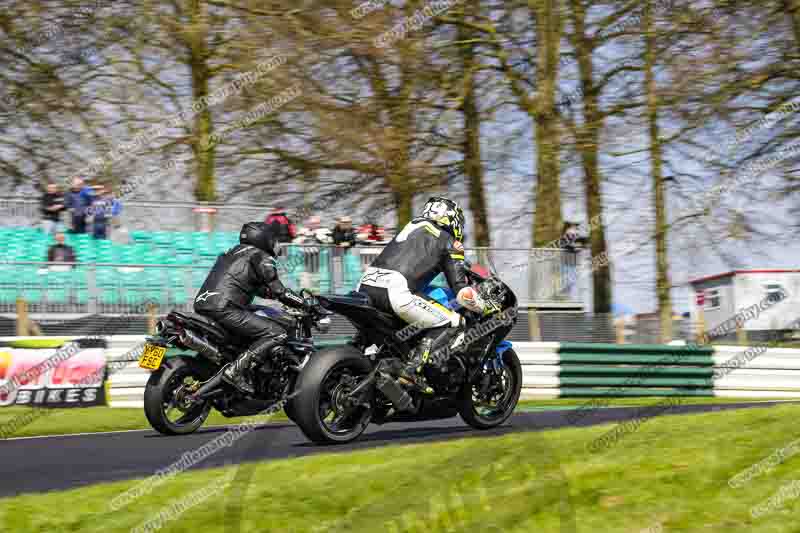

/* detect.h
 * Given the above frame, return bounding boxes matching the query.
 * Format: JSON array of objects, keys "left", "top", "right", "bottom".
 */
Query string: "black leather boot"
[
  {"left": 222, "top": 350, "right": 259, "bottom": 395},
  {"left": 222, "top": 336, "right": 285, "bottom": 395}
]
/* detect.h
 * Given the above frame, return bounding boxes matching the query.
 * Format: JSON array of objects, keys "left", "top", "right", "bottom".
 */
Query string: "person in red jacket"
[
  {"left": 356, "top": 219, "right": 386, "bottom": 244},
  {"left": 264, "top": 208, "right": 296, "bottom": 244}
]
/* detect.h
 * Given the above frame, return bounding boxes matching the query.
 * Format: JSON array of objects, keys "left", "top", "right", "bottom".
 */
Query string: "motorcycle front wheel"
[{"left": 458, "top": 348, "right": 522, "bottom": 430}]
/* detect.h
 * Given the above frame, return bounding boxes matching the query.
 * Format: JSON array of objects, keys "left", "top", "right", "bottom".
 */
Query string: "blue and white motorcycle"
[{"left": 290, "top": 262, "right": 522, "bottom": 444}]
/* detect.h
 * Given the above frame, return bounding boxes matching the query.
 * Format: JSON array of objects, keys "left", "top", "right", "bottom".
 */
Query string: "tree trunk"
[
  {"left": 459, "top": 10, "right": 490, "bottom": 246},
  {"left": 569, "top": 0, "right": 612, "bottom": 313},
  {"left": 532, "top": 0, "right": 564, "bottom": 247},
  {"left": 394, "top": 189, "right": 413, "bottom": 227},
  {"left": 783, "top": 0, "right": 800, "bottom": 51},
  {"left": 582, "top": 133, "right": 612, "bottom": 313},
  {"left": 645, "top": 0, "right": 673, "bottom": 342},
  {"left": 189, "top": 0, "right": 215, "bottom": 202}
]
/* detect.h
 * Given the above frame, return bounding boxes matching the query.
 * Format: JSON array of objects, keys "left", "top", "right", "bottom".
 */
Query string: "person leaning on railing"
[{"left": 332, "top": 216, "right": 357, "bottom": 248}]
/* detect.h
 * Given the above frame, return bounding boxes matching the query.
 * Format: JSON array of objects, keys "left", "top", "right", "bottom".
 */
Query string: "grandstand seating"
[{"left": 0, "top": 227, "right": 364, "bottom": 305}]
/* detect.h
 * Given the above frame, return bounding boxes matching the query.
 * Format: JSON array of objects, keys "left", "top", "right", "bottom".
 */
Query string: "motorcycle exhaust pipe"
[
  {"left": 375, "top": 372, "right": 414, "bottom": 412},
  {"left": 179, "top": 329, "right": 223, "bottom": 365},
  {"left": 192, "top": 368, "right": 226, "bottom": 400}
]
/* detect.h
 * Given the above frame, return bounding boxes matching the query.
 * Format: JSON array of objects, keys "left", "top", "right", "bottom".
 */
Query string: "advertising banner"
[{"left": 0, "top": 346, "right": 106, "bottom": 407}]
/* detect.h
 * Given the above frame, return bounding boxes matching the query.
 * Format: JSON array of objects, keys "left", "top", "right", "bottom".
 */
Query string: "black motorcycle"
[
  {"left": 290, "top": 265, "right": 522, "bottom": 444},
  {"left": 139, "top": 292, "right": 330, "bottom": 435}
]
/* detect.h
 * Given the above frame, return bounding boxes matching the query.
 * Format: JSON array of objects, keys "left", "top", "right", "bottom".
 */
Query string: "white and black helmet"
[{"left": 420, "top": 197, "right": 465, "bottom": 241}]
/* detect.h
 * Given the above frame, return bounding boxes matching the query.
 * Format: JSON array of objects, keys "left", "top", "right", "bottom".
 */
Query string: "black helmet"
[
  {"left": 420, "top": 197, "right": 466, "bottom": 242},
  {"left": 239, "top": 222, "right": 280, "bottom": 257}
]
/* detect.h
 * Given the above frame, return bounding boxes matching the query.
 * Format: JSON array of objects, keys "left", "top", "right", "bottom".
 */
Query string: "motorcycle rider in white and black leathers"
[
  {"left": 194, "top": 222, "right": 318, "bottom": 395},
  {"left": 357, "top": 197, "right": 486, "bottom": 393}
]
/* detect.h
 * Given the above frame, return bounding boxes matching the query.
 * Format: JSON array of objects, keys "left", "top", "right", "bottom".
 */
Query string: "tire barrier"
[{"left": 521, "top": 342, "right": 800, "bottom": 399}]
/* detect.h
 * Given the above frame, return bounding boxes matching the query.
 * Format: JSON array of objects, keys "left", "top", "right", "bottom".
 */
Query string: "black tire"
[
  {"left": 284, "top": 401, "right": 297, "bottom": 423},
  {"left": 458, "top": 348, "right": 522, "bottom": 430},
  {"left": 144, "top": 357, "right": 212, "bottom": 435},
  {"left": 293, "top": 345, "right": 373, "bottom": 444}
]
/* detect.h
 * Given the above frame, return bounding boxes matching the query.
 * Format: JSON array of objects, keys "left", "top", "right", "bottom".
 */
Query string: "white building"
[{"left": 689, "top": 269, "right": 800, "bottom": 335}]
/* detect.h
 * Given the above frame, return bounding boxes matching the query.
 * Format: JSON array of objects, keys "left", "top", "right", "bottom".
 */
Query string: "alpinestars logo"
[
  {"left": 195, "top": 291, "right": 220, "bottom": 303},
  {"left": 361, "top": 270, "right": 391, "bottom": 285}
]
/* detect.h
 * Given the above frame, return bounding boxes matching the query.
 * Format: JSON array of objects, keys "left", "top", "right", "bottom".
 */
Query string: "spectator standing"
[
  {"left": 558, "top": 221, "right": 588, "bottom": 300},
  {"left": 47, "top": 232, "right": 76, "bottom": 265},
  {"left": 63, "top": 177, "right": 95, "bottom": 234},
  {"left": 332, "top": 216, "right": 356, "bottom": 247},
  {"left": 560, "top": 221, "right": 588, "bottom": 253},
  {"left": 90, "top": 186, "right": 121, "bottom": 240},
  {"left": 264, "top": 207, "right": 297, "bottom": 243},
  {"left": 40, "top": 182, "right": 65, "bottom": 234}
]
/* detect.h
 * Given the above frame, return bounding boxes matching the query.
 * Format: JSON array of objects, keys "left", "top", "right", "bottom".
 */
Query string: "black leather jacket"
[
  {"left": 369, "top": 218, "right": 469, "bottom": 294},
  {"left": 194, "top": 244, "right": 306, "bottom": 312}
]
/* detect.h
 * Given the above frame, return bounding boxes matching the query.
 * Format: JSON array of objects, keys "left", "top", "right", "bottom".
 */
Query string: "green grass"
[
  {"left": 0, "top": 405, "right": 286, "bottom": 439},
  {"left": 4, "top": 404, "right": 800, "bottom": 531},
  {"left": 516, "top": 396, "right": 795, "bottom": 409},
  {"left": 1, "top": 338, "right": 71, "bottom": 348},
  {"left": 0, "top": 397, "right": 793, "bottom": 439}
]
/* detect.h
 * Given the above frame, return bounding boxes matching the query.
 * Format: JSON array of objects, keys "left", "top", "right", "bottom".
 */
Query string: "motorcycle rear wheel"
[
  {"left": 144, "top": 357, "right": 212, "bottom": 435},
  {"left": 293, "top": 346, "right": 373, "bottom": 444}
]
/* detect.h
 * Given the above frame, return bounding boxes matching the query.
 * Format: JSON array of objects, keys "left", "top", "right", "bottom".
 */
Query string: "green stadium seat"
[
  {"left": 46, "top": 288, "right": 68, "bottom": 304},
  {"left": 174, "top": 252, "right": 194, "bottom": 265},
  {"left": 191, "top": 268, "right": 207, "bottom": 288},
  {"left": 122, "top": 290, "right": 149, "bottom": 305},
  {"left": 130, "top": 230, "right": 153, "bottom": 243},
  {"left": 318, "top": 248, "right": 331, "bottom": 293},
  {"left": 119, "top": 269, "right": 144, "bottom": 288},
  {"left": 0, "top": 289, "right": 18, "bottom": 303},
  {"left": 101, "top": 290, "right": 119, "bottom": 305},
  {"left": 169, "top": 287, "right": 188, "bottom": 304},
  {"left": 95, "top": 267, "right": 117, "bottom": 287},
  {"left": 22, "top": 289, "right": 42, "bottom": 303},
  {"left": 75, "top": 289, "right": 89, "bottom": 304},
  {"left": 343, "top": 253, "right": 363, "bottom": 289},
  {"left": 75, "top": 248, "right": 96, "bottom": 262},
  {"left": 149, "top": 231, "right": 171, "bottom": 246},
  {"left": 143, "top": 268, "right": 168, "bottom": 287}
]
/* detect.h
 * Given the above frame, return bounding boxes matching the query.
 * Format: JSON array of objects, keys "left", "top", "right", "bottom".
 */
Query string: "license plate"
[{"left": 139, "top": 344, "right": 167, "bottom": 370}]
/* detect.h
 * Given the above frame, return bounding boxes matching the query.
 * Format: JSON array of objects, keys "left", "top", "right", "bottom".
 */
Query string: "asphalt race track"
[{"left": 0, "top": 401, "right": 793, "bottom": 498}]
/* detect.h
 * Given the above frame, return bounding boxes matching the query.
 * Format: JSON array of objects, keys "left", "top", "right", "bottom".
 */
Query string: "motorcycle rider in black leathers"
[
  {"left": 357, "top": 197, "right": 486, "bottom": 393},
  {"left": 194, "top": 222, "right": 316, "bottom": 395}
]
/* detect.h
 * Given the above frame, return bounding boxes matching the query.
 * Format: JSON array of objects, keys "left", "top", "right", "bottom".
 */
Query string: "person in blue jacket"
[
  {"left": 90, "top": 185, "right": 121, "bottom": 239},
  {"left": 63, "top": 177, "right": 95, "bottom": 234}
]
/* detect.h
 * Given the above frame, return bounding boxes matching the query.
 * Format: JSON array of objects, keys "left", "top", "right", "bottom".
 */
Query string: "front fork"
[{"left": 474, "top": 344, "right": 508, "bottom": 398}]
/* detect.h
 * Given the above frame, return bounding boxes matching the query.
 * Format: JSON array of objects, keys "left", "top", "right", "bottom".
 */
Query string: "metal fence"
[{"left": 0, "top": 246, "right": 587, "bottom": 314}]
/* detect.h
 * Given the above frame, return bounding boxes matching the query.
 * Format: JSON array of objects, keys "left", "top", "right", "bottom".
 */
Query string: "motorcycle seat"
[
  {"left": 320, "top": 292, "right": 409, "bottom": 334},
  {"left": 170, "top": 311, "right": 229, "bottom": 341}
]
